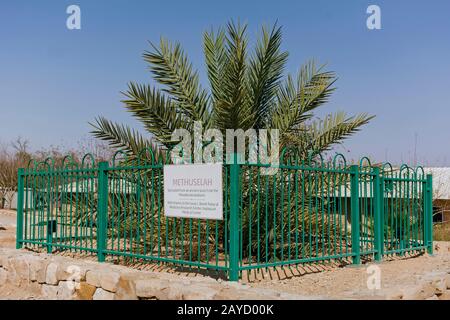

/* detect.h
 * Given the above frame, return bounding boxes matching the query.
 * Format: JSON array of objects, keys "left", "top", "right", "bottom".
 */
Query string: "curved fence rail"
[{"left": 15, "top": 150, "right": 433, "bottom": 280}]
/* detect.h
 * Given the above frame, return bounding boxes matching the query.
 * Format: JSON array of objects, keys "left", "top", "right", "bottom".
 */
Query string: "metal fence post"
[
  {"left": 46, "top": 169, "right": 52, "bottom": 254},
  {"left": 16, "top": 168, "right": 25, "bottom": 249},
  {"left": 229, "top": 153, "right": 240, "bottom": 281},
  {"left": 97, "top": 161, "right": 109, "bottom": 262},
  {"left": 425, "top": 174, "right": 433, "bottom": 255},
  {"left": 350, "top": 165, "right": 360, "bottom": 265},
  {"left": 373, "top": 167, "right": 383, "bottom": 261}
]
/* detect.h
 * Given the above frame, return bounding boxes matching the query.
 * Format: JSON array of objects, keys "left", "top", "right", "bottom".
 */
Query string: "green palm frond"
[
  {"left": 92, "top": 21, "right": 374, "bottom": 163},
  {"left": 305, "top": 112, "right": 374, "bottom": 155},
  {"left": 90, "top": 117, "right": 163, "bottom": 161},
  {"left": 122, "top": 82, "right": 189, "bottom": 147},
  {"left": 143, "top": 38, "right": 211, "bottom": 125},
  {"left": 270, "top": 74, "right": 302, "bottom": 133},
  {"left": 213, "top": 21, "right": 252, "bottom": 130},
  {"left": 270, "top": 61, "right": 336, "bottom": 135},
  {"left": 90, "top": 21, "right": 376, "bottom": 263},
  {"left": 203, "top": 28, "right": 228, "bottom": 103},
  {"left": 248, "top": 23, "right": 288, "bottom": 128},
  {"left": 298, "top": 61, "right": 336, "bottom": 115}
]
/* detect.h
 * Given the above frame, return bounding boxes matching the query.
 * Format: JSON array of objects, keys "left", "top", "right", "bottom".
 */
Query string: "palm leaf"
[
  {"left": 294, "top": 112, "right": 375, "bottom": 156},
  {"left": 122, "top": 82, "right": 189, "bottom": 147},
  {"left": 212, "top": 20, "right": 253, "bottom": 130},
  {"left": 248, "top": 23, "right": 288, "bottom": 128},
  {"left": 203, "top": 28, "right": 228, "bottom": 103},
  {"left": 143, "top": 38, "right": 210, "bottom": 125},
  {"left": 90, "top": 117, "right": 163, "bottom": 162},
  {"left": 270, "top": 61, "right": 336, "bottom": 137}
]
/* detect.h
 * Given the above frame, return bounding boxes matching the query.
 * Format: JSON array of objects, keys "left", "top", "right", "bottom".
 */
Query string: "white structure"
[{"left": 424, "top": 167, "right": 450, "bottom": 222}]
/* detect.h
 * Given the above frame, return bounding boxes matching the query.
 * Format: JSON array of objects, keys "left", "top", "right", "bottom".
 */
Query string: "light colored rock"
[
  {"left": 421, "top": 271, "right": 448, "bottom": 281},
  {"left": 85, "top": 270, "right": 101, "bottom": 287},
  {"left": 422, "top": 272, "right": 448, "bottom": 294},
  {"left": 4, "top": 245, "right": 448, "bottom": 301},
  {"left": 41, "top": 284, "right": 58, "bottom": 299},
  {"left": 119, "top": 271, "right": 158, "bottom": 282},
  {"left": 114, "top": 276, "right": 138, "bottom": 300},
  {"left": 445, "top": 274, "right": 450, "bottom": 290},
  {"left": 76, "top": 282, "right": 97, "bottom": 300},
  {"left": 113, "top": 271, "right": 159, "bottom": 300},
  {"left": 93, "top": 288, "right": 114, "bottom": 300},
  {"left": 12, "top": 257, "right": 31, "bottom": 281},
  {"left": 56, "top": 263, "right": 82, "bottom": 282},
  {"left": 27, "top": 280, "right": 43, "bottom": 297},
  {"left": 178, "top": 285, "right": 219, "bottom": 300},
  {"left": 401, "top": 283, "right": 436, "bottom": 300},
  {"left": 86, "top": 269, "right": 120, "bottom": 292},
  {"left": 36, "top": 260, "right": 50, "bottom": 284},
  {"left": 432, "top": 279, "right": 447, "bottom": 294},
  {"left": 57, "top": 281, "right": 77, "bottom": 300},
  {"left": 45, "top": 262, "right": 59, "bottom": 285},
  {"left": 438, "top": 290, "right": 450, "bottom": 300},
  {"left": 6, "top": 259, "right": 19, "bottom": 286},
  {"left": 166, "top": 284, "right": 184, "bottom": 300},
  {"left": 55, "top": 263, "right": 72, "bottom": 281},
  {"left": 29, "top": 257, "right": 46, "bottom": 282},
  {"left": 99, "top": 271, "right": 120, "bottom": 292},
  {"left": 135, "top": 279, "right": 170, "bottom": 299}
]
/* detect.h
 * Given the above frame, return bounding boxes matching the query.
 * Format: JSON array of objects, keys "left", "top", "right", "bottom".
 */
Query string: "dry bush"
[
  {"left": 0, "top": 137, "right": 31, "bottom": 208},
  {"left": 0, "top": 137, "right": 113, "bottom": 209},
  {"left": 433, "top": 221, "right": 450, "bottom": 241}
]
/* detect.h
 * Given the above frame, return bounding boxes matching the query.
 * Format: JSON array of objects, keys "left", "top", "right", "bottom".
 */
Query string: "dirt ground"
[
  {"left": 250, "top": 244, "right": 450, "bottom": 299},
  {"left": 1, "top": 209, "right": 449, "bottom": 299}
]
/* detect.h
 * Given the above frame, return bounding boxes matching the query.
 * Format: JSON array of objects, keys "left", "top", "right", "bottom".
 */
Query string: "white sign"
[{"left": 163, "top": 163, "right": 223, "bottom": 220}]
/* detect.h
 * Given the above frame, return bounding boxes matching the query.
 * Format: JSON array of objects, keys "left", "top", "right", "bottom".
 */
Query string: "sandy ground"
[
  {"left": 250, "top": 244, "right": 450, "bottom": 299},
  {"left": 1, "top": 209, "right": 449, "bottom": 299}
]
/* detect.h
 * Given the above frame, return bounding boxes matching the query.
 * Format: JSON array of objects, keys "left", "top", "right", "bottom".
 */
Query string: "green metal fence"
[{"left": 16, "top": 150, "right": 433, "bottom": 281}]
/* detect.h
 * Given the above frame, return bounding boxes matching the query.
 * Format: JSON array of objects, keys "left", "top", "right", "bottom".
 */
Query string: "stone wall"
[
  {"left": 0, "top": 248, "right": 317, "bottom": 300},
  {"left": 382, "top": 271, "right": 450, "bottom": 300},
  {"left": 2, "top": 248, "right": 450, "bottom": 300}
]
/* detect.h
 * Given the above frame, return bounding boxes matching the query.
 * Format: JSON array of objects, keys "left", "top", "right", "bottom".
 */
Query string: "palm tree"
[
  {"left": 91, "top": 21, "right": 373, "bottom": 161},
  {"left": 89, "top": 21, "right": 374, "bottom": 264}
]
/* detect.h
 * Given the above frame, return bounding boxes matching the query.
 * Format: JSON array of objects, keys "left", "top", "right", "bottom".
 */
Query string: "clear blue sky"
[{"left": 1, "top": 0, "right": 449, "bottom": 166}]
